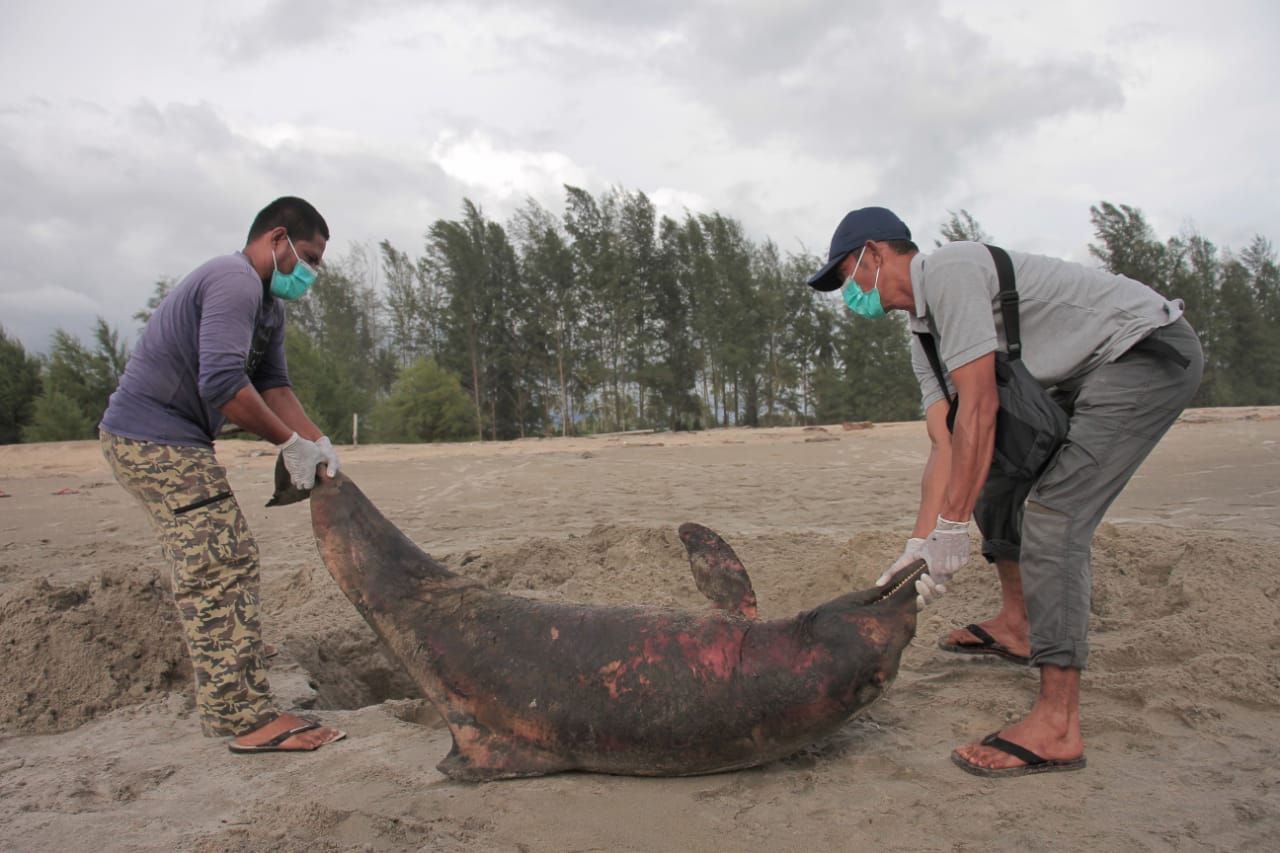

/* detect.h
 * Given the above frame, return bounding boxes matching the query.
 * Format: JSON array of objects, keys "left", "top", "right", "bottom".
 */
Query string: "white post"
[{"left": 352, "top": 413, "right": 359, "bottom": 446}]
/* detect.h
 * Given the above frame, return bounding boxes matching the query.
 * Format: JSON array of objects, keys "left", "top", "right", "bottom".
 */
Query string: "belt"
[{"left": 1124, "top": 333, "right": 1191, "bottom": 369}]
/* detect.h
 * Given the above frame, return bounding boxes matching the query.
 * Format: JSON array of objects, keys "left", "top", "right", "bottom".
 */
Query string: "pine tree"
[
  {"left": 27, "top": 319, "right": 129, "bottom": 440},
  {"left": 936, "top": 209, "right": 990, "bottom": 245},
  {"left": 0, "top": 327, "right": 43, "bottom": 444}
]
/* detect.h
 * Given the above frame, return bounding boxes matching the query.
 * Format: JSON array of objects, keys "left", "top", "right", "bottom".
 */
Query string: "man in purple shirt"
[{"left": 100, "top": 196, "right": 345, "bottom": 754}]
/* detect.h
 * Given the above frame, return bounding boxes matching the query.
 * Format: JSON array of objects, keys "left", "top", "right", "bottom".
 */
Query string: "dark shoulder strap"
[
  {"left": 985, "top": 244, "right": 1021, "bottom": 360},
  {"left": 916, "top": 244, "right": 1018, "bottom": 402},
  {"left": 915, "top": 332, "right": 952, "bottom": 404}
]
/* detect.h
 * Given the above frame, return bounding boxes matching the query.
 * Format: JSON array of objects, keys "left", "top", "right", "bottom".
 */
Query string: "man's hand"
[
  {"left": 876, "top": 537, "right": 927, "bottom": 586},
  {"left": 921, "top": 515, "right": 971, "bottom": 584},
  {"left": 315, "top": 436, "right": 340, "bottom": 479},
  {"left": 277, "top": 432, "right": 326, "bottom": 490}
]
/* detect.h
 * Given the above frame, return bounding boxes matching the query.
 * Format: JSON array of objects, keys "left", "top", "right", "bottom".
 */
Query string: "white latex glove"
[
  {"left": 914, "top": 572, "right": 947, "bottom": 609},
  {"left": 921, "top": 515, "right": 971, "bottom": 585},
  {"left": 315, "top": 435, "right": 341, "bottom": 479},
  {"left": 277, "top": 432, "right": 326, "bottom": 490},
  {"left": 876, "top": 537, "right": 927, "bottom": 586}
]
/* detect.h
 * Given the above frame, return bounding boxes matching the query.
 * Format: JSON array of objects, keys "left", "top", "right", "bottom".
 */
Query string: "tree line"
[{"left": 3, "top": 191, "right": 1278, "bottom": 446}]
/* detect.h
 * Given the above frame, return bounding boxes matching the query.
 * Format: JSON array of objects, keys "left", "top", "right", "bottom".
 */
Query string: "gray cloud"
[
  {"left": 467, "top": 0, "right": 1127, "bottom": 226},
  {"left": 0, "top": 95, "right": 464, "bottom": 351},
  {"left": 2, "top": 0, "right": 1276, "bottom": 352},
  {"left": 214, "top": 0, "right": 417, "bottom": 63}
]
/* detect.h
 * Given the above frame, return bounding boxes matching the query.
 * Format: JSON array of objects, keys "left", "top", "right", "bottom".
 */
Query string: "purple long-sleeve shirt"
[{"left": 100, "top": 252, "right": 291, "bottom": 447}]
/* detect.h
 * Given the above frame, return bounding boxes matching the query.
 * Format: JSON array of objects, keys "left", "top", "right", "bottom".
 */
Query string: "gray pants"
[{"left": 974, "top": 317, "right": 1203, "bottom": 669}]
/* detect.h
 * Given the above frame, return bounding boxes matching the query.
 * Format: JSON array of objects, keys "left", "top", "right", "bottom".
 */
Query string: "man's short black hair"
[
  {"left": 883, "top": 239, "right": 919, "bottom": 255},
  {"left": 247, "top": 196, "right": 330, "bottom": 243}
]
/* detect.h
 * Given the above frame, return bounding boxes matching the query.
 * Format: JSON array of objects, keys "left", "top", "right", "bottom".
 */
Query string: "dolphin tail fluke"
[
  {"left": 677, "top": 522, "right": 758, "bottom": 619},
  {"left": 265, "top": 453, "right": 312, "bottom": 507}
]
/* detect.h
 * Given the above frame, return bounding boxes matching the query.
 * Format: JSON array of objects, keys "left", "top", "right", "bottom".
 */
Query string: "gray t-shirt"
[
  {"left": 908, "top": 242, "right": 1184, "bottom": 411},
  {"left": 100, "top": 252, "right": 290, "bottom": 447}
]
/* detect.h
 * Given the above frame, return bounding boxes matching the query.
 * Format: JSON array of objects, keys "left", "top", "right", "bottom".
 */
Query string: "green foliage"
[
  {"left": 648, "top": 215, "right": 701, "bottom": 429},
  {"left": 427, "top": 200, "right": 499, "bottom": 439},
  {"left": 511, "top": 198, "right": 583, "bottom": 435},
  {"left": 23, "top": 389, "right": 96, "bottom": 442},
  {"left": 814, "top": 312, "right": 921, "bottom": 424},
  {"left": 1089, "top": 201, "right": 1280, "bottom": 407},
  {"left": 563, "top": 186, "right": 628, "bottom": 430},
  {"left": 133, "top": 277, "right": 175, "bottom": 328},
  {"left": 0, "top": 326, "right": 43, "bottom": 444},
  {"left": 1213, "top": 259, "right": 1271, "bottom": 404},
  {"left": 1088, "top": 202, "right": 1175, "bottom": 288},
  {"left": 283, "top": 254, "right": 387, "bottom": 438},
  {"left": 369, "top": 357, "right": 476, "bottom": 443},
  {"left": 26, "top": 317, "right": 129, "bottom": 441},
  {"left": 396, "top": 189, "right": 916, "bottom": 434},
  {"left": 936, "top": 209, "right": 990, "bottom": 245},
  {"left": 127, "top": 196, "right": 1280, "bottom": 445},
  {"left": 283, "top": 323, "right": 365, "bottom": 443},
  {"left": 380, "top": 239, "right": 443, "bottom": 369}
]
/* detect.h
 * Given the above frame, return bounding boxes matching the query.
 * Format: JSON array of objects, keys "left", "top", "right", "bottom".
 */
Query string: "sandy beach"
[{"left": 2, "top": 407, "right": 1278, "bottom": 852}]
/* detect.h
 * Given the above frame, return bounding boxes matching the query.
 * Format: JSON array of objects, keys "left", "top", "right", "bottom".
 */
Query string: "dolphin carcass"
[{"left": 305, "top": 473, "right": 924, "bottom": 781}]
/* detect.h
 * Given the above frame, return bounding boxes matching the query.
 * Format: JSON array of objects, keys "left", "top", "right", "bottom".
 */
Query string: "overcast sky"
[{"left": 3, "top": 0, "right": 1277, "bottom": 353}]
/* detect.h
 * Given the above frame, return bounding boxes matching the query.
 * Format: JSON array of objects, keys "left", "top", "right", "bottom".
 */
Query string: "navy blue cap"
[{"left": 806, "top": 206, "right": 911, "bottom": 291}]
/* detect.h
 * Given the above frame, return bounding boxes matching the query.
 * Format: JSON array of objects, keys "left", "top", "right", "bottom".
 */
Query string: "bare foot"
[
  {"left": 229, "top": 712, "right": 345, "bottom": 753},
  {"left": 953, "top": 666, "right": 1084, "bottom": 774},
  {"left": 952, "top": 716, "right": 1084, "bottom": 774}
]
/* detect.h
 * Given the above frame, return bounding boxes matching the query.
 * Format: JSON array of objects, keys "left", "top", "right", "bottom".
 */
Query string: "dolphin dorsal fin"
[{"left": 677, "top": 523, "right": 758, "bottom": 619}]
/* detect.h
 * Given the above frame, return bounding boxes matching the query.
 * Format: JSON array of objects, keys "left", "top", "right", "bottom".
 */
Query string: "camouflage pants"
[{"left": 100, "top": 431, "right": 276, "bottom": 736}]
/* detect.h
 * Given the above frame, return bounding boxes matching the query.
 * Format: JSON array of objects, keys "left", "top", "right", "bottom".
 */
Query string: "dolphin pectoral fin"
[
  {"left": 677, "top": 522, "right": 758, "bottom": 619},
  {"left": 436, "top": 720, "right": 575, "bottom": 781}
]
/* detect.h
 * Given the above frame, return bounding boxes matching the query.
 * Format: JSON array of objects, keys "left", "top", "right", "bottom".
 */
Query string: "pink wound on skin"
[{"left": 675, "top": 633, "right": 736, "bottom": 681}]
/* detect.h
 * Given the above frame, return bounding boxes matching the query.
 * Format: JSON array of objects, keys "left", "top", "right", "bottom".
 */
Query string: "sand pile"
[{"left": 0, "top": 567, "right": 190, "bottom": 735}]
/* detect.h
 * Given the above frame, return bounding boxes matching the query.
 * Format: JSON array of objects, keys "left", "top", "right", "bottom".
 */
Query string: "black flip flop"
[
  {"left": 952, "top": 732, "right": 1086, "bottom": 778},
  {"left": 938, "top": 623, "right": 1031, "bottom": 665}
]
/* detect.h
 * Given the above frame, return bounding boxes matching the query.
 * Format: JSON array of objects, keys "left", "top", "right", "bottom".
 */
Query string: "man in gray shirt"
[
  {"left": 100, "top": 196, "right": 345, "bottom": 754},
  {"left": 808, "top": 207, "right": 1202, "bottom": 777}
]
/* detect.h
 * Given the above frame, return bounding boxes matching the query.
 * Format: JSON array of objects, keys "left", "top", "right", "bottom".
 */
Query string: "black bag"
[{"left": 917, "top": 245, "right": 1069, "bottom": 481}]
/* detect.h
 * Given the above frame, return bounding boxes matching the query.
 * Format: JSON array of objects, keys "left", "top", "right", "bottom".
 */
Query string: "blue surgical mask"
[
  {"left": 270, "top": 236, "right": 318, "bottom": 301},
  {"left": 841, "top": 247, "right": 886, "bottom": 319}
]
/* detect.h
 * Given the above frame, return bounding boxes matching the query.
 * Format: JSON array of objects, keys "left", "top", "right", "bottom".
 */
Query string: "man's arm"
[
  {"left": 878, "top": 397, "right": 959, "bottom": 588},
  {"left": 911, "top": 399, "right": 954, "bottom": 538},
  {"left": 260, "top": 386, "right": 324, "bottom": 440},
  {"left": 222, "top": 384, "right": 335, "bottom": 490},
  {"left": 219, "top": 385, "right": 322, "bottom": 445},
  {"left": 940, "top": 351, "right": 999, "bottom": 520}
]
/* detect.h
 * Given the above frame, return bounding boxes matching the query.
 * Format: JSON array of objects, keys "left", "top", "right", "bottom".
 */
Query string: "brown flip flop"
[{"left": 228, "top": 721, "right": 346, "bottom": 754}]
